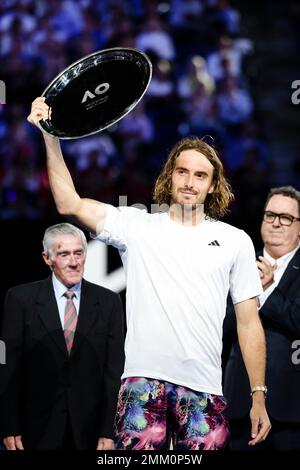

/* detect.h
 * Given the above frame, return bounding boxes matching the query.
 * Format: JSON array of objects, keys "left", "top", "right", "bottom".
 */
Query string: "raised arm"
[{"left": 27, "top": 97, "right": 107, "bottom": 234}]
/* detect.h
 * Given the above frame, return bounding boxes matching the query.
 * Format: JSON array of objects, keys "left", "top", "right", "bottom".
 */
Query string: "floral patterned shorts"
[{"left": 114, "top": 377, "right": 229, "bottom": 450}]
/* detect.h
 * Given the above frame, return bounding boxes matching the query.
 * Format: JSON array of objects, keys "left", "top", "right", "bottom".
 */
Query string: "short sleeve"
[
  {"left": 230, "top": 231, "right": 263, "bottom": 304},
  {"left": 91, "top": 204, "right": 146, "bottom": 253}
]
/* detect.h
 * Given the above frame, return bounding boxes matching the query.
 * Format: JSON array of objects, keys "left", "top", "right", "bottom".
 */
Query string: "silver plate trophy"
[{"left": 39, "top": 47, "right": 152, "bottom": 139}]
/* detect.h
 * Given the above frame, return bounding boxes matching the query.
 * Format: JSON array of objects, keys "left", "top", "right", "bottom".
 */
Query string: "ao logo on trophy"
[
  {"left": 81, "top": 82, "right": 110, "bottom": 103},
  {"left": 39, "top": 48, "right": 152, "bottom": 138}
]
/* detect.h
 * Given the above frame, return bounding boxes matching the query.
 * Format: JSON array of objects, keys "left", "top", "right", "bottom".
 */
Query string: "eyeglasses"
[{"left": 263, "top": 211, "right": 300, "bottom": 226}]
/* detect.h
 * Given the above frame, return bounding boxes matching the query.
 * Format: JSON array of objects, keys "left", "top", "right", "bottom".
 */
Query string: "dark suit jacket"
[
  {"left": 0, "top": 277, "right": 125, "bottom": 449},
  {"left": 223, "top": 247, "right": 300, "bottom": 422}
]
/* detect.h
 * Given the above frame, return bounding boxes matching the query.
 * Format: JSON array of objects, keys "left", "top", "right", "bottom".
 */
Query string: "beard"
[{"left": 172, "top": 189, "right": 204, "bottom": 209}]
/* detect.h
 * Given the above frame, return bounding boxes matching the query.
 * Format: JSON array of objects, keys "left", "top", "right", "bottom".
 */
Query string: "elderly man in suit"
[
  {"left": 0, "top": 222, "right": 125, "bottom": 450},
  {"left": 224, "top": 186, "right": 300, "bottom": 450}
]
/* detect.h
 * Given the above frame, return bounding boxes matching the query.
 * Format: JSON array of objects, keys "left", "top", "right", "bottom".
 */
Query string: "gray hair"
[
  {"left": 265, "top": 186, "right": 300, "bottom": 216},
  {"left": 42, "top": 223, "right": 87, "bottom": 258}
]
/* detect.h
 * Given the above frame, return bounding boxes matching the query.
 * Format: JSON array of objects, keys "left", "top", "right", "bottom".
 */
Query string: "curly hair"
[{"left": 153, "top": 137, "right": 234, "bottom": 219}]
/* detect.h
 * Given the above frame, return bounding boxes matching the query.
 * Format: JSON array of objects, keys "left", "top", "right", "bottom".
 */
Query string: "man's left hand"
[{"left": 248, "top": 396, "right": 271, "bottom": 446}]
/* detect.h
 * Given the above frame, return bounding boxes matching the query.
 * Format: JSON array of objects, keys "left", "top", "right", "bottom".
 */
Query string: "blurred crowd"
[{"left": 0, "top": 0, "right": 270, "bottom": 223}]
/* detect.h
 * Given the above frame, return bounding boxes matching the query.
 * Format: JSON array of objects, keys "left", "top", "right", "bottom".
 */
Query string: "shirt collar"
[
  {"left": 263, "top": 243, "right": 300, "bottom": 267},
  {"left": 52, "top": 273, "right": 82, "bottom": 299}
]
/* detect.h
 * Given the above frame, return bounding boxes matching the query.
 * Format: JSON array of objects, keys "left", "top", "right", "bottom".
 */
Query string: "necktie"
[{"left": 63, "top": 290, "right": 78, "bottom": 354}]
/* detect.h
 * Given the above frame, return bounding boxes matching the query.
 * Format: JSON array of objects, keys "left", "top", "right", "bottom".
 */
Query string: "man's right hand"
[
  {"left": 3, "top": 435, "right": 24, "bottom": 450},
  {"left": 256, "top": 256, "right": 276, "bottom": 290},
  {"left": 27, "top": 97, "right": 51, "bottom": 129},
  {"left": 26, "top": 97, "right": 107, "bottom": 234}
]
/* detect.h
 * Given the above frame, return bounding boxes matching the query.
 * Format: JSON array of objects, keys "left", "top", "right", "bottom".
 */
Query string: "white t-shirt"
[{"left": 95, "top": 205, "right": 262, "bottom": 395}]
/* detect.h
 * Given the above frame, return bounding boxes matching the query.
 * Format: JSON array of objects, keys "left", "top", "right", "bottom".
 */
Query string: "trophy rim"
[{"left": 39, "top": 47, "right": 152, "bottom": 139}]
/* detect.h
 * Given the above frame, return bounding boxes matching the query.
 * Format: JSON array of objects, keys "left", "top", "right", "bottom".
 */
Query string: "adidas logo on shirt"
[{"left": 208, "top": 240, "right": 220, "bottom": 246}]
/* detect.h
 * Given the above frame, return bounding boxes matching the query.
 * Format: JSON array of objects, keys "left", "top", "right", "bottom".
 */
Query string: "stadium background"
[{"left": 0, "top": 0, "right": 299, "bottom": 309}]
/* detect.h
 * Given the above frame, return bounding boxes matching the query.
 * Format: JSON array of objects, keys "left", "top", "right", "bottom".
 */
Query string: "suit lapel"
[
  {"left": 36, "top": 277, "right": 68, "bottom": 357},
  {"left": 278, "top": 247, "right": 300, "bottom": 292},
  {"left": 70, "top": 280, "right": 100, "bottom": 357}
]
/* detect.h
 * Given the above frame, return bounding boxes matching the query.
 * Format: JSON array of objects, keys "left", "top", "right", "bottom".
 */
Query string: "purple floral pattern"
[{"left": 114, "top": 377, "right": 229, "bottom": 450}]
